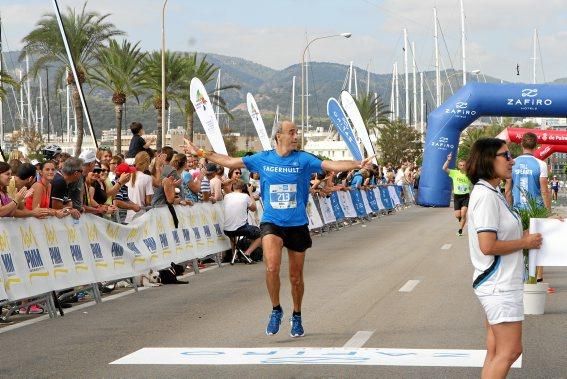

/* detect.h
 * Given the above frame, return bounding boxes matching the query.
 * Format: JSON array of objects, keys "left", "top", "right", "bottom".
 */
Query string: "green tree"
[
  {"left": 89, "top": 39, "right": 146, "bottom": 153},
  {"left": 140, "top": 50, "right": 186, "bottom": 149},
  {"left": 354, "top": 92, "right": 391, "bottom": 139},
  {"left": 20, "top": 2, "right": 123, "bottom": 155},
  {"left": 376, "top": 120, "right": 422, "bottom": 164},
  {"left": 0, "top": 70, "right": 19, "bottom": 102},
  {"left": 179, "top": 53, "right": 239, "bottom": 140}
]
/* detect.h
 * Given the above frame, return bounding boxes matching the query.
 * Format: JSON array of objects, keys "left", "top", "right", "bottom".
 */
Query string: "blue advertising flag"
[
  {"left": 379, "top": 186, "right": 394, "bottom": 210},
  {"left": 330, "top": 192, "right": 345, "bottom": 220},
  {"left": 395, "top": 186, "right": 403, "bottom": 204},
  {"left": 350, "top": 190, "right": 367, "bottom": 217},
  {"left": 327, "top": 98, "right": 363, "bottom": 161},
  {"left": 366, "top": 190, "right": 380, "bottom": 212}
]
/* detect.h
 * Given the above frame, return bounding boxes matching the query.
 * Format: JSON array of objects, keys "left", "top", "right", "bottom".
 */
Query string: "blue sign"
[
  {"left": 327, "top": 98, "right": 363, "bottom": 161},
  {"left": 379, "top": 186, "right": 393, "bottom": 210},
  {"left": 366, "top": 190, "right": 380, "bottom": 212},
  {"left": 419, "top": 83, "right": 567, "bottom": 207},
  {"left": 350, "top": 190, "right": 367, "bottom": 217},
  {"left": 330, "top": 192, "right": 345, "bottom": 220}
]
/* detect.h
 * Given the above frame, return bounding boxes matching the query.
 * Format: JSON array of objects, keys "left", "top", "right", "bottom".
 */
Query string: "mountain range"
[{"left": 1, "top": 50, "right": 567, "bottom": 139}]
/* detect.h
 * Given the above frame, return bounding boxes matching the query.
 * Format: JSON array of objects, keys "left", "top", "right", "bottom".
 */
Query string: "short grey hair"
[{"left": 62, "top": 157, "right": 84, "bottom": 175}]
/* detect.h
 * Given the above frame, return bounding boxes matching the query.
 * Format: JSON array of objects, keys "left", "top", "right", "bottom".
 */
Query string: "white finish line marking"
[
  {"left": 441, "top": 244, "right": 452, "bottom": 250},
  {"left": 399, "top": 280, "right": 420, "bottom": 292},
  {"left": 110, "top": 347, "right": 522, "bottom": 367},
  {"left": 343, "top": 331, "right": 374, "bottom": 348}
]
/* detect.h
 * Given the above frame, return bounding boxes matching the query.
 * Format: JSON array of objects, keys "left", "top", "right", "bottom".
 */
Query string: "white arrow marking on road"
[
  {"left": 399, "top": 280, "right": 420, "bottom": 292},
  {"left": 343, "top": 331, "right": 374, "bottom": 348},
  {"left": 441, "top": 244, "right": 452, "bottom": 250}
]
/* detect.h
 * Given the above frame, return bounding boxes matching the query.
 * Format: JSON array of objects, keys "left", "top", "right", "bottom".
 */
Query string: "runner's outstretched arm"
[
  {"left": 182, "top": 139, "right": 244, "bottom": 169},
  {"left": 322, "top": 156, "right": 373, "bottom": 173}
]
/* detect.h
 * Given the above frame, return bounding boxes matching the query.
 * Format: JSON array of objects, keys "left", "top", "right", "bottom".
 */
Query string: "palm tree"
[
  {"left": 0, "top": 70, "right": 19, "bottom": 101},
  {"left": 179, "top": 53, "right": 239, "bottom": 141},
  {"left": 89, "top": 39, "right": 146, "bottom": 154},
  {"left": 140, "top": 50, "right": 187, "bottom": 149},
  {"left": 20, "top": 2, "right": 123, "bottom": 155},
  {"left": 354, "top": 92, "right": 391, "bottom": 139}
]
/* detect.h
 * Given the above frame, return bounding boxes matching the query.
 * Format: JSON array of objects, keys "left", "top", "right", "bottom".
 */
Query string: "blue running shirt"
[
  {"left": 243, "top": 150, "right": 323, "bottom": 226},
  {"left": 511, "top": 154, "right": 547, "bottom": 209}
]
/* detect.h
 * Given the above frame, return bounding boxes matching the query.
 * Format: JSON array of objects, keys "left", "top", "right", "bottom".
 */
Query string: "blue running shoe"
[
  {"left": 290, "top": 314, "right": 305, "bottom": 338},
  {"left": 265, "top": 309, "right": 283, "bottom": 335}
]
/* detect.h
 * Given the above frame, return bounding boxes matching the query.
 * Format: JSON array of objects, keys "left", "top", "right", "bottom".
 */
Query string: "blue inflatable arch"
[{"left": 418, "top": 83, "right": 567, "bottom": 207}]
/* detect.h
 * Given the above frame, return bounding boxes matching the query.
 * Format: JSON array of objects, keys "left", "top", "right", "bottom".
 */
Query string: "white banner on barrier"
[
  {"left": 361, "top": 191, "right": 373, "bottom": 214},
  {"left": 388, "top": 186, "right": 401, "bottom": 206},
  {"left": 318, "top": 196, "right": 337, "bottom": 224},
  {"left": 373, "top": 188, "right": 385, "bottom": 210},
  {"left": 307, "top": 195, "right": 324, "bottom": 230},
  {"left": 338, "top": 191, "right": 357, "bottom": 218},
  {"left": 0, "top": 203, "right": 230, "bottom": 301}
]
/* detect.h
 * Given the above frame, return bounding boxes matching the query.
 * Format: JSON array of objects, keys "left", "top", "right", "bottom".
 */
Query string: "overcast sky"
[{"left": 2, "top": 0, "right": 566, "bottom": 83}]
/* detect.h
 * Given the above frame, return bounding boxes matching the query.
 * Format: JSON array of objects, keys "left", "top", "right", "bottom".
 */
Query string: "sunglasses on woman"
[{"left": 495, "top": 151, "right": 512, "bottom": 161}]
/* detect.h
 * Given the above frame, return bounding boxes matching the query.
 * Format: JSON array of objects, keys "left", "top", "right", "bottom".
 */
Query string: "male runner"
[{"left": 443, "top": 152, "right": 472, "bottom": 236}]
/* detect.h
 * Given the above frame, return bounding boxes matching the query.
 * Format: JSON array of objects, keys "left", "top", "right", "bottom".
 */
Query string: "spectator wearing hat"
[{"left": 113, "top": 163, "right": 140, "bottom": 224}]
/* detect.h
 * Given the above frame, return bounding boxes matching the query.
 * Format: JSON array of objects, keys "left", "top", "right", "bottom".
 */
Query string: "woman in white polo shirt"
[{"left": 466, "top": 138, "right": 542, "bottom": 379}]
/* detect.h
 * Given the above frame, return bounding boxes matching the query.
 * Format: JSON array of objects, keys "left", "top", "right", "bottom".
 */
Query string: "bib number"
[{"left": 269, "top": 184, "right": 297, "bottom": 209}]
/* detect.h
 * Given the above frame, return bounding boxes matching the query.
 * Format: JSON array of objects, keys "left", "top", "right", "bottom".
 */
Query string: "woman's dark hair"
[
  {"left": 0, "top": 162, "right": 10, "bottom": 175},
  {"left": 466, "top": 138, "right": 506, "bottom": 184},
  {"left": 228, "top": 168, "right": 240, "bottom": 179},
  {"left": 130, "top": 121, "right": 143, "bottom": 135}
]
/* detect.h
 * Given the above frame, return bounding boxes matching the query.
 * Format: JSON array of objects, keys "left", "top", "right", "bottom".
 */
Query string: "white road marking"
[
  {"left": 110, "top": 347, "right": 522, "bottom": 367},
  {"left": 398, "top": 280, "right": 420, "bottom": 293},
  {"left": 441, "top": 244, "right": 452, "bottom": 250},
  {"left": 343, "top": 331, "right": 374, "bottom": 348}
]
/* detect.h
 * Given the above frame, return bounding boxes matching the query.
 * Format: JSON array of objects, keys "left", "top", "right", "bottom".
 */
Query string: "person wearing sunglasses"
[
  {"left": 443, "top": 151, "right": 472, "bottom": 236},
  {"left": 466, "top": 138, "right": 542, "bottom": 379}
]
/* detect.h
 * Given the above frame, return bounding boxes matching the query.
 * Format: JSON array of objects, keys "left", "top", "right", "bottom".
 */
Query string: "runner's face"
[
  {"left": 494, "top": 146, "right": 514, "bottom": 180},
  {"left": 458, "top": 161, "right": 466, "bottom": 171},
  {"left": 278, "top": 123, "right": 298, "bottom": 150}
]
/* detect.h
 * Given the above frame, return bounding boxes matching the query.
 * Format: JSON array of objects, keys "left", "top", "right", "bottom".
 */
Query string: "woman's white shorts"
[{"left": 474, "top": 288, "right": 524, "bottom": 325}]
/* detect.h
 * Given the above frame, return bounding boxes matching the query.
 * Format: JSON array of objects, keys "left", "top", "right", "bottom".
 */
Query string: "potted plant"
[{"left": 515, "top": 193, "right": 550, "bottom": 315}]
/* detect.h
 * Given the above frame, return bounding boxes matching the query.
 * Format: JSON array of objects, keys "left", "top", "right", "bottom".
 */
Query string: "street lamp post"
[
  {"left": 160, "top": 0, "right": 168, "bottom": 150},
  {"left": 300, "top": 32, "right": 351, "bottom": 147}
]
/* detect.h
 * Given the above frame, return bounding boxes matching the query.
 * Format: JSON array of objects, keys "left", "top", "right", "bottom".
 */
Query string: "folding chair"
[{"left": 229, "top": 235, "right": 253, "bottom": 265}]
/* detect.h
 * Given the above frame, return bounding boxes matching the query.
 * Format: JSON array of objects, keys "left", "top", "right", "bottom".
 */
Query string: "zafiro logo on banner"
[
  {"left": 444, "top": 101, "right": 477, "bottom": 118},
  {"left": 507, "top": 88, "right": 552, "bottom": 110},
  {"left": 431, "top": 136, "right": 455, "bottom": 151}
]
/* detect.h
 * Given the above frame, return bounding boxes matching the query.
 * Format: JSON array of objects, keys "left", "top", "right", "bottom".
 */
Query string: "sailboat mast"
[
  {"left": 353, "top": 67, "right": 358, "bottom": 99},
  {"left": 390, "top": 63, "right": 395, "bottom": 122},
  {"left": 348, "top": 61, "right": 353, "bottom": 94},
  {"left": 291, "top": 76, "right": 295, "bottom": 123},
  {"left": 215, "top": 69, "right": 221, "bottom": 122},
  {"left": 532, "top": 29, "right": 537, "bottom": 84},
  {"left": 26, "top": 54, "right": 33, "bottom": 130},
  {"left": 434, "top": 7, "right": 441, "bottom": 107},
  {"left": 420, "top": 72, "right": 424, "bottom": 135},
  {"left": 403, "top": 28, "right": 409, "bottom": 124},
  {"left": 460, "top": 0, "right": 467, "bottom": 85},
  {"left": 412, "top": 41, "right": 417, "bottom": 128},
  {"left": 395, "top": 62, "right": 400, "bottom": 120}
]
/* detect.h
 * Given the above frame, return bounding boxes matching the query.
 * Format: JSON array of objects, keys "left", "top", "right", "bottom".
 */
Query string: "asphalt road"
[{"left": 1, "top": 205, "right": 566, "bottom": 378}]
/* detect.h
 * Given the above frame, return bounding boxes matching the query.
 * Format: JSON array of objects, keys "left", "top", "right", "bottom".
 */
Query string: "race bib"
[
  {"left": 269, "top": 184, "right": 297, "bottom": 209},
  {"left": 457, "top": 184, "right": 469, "bottom": 193}
]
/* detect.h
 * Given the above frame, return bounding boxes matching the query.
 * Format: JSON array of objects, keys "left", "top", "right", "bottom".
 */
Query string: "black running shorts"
[
  {"left": 260, "top": 222, "right": 312, "bottom": 253},
  {"left": 453, "top": 193, "right": 470, "bottom": 210}
]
